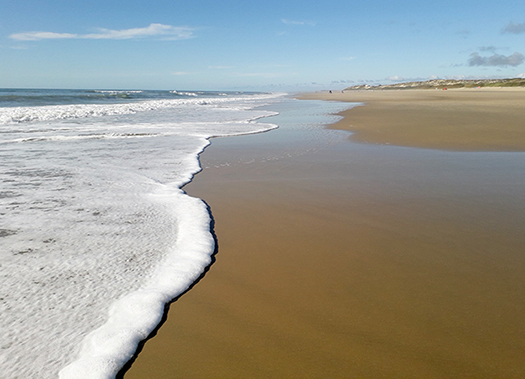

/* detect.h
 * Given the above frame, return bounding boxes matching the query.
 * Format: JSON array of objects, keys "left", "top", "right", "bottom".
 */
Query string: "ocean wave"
[
  {"left": 93, "top": 90, "right": 144, "bottom": 94},
  {"left": 170, "top": 90, "right": 198, "bottom": 96},
  {"left": 0, "top": 93, "right": 283, "bottom": 125}
]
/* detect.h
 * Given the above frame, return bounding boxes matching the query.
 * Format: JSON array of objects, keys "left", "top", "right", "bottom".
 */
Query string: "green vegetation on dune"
[{"left": 345, "top": 78, "right": 525, "bottom": 91}]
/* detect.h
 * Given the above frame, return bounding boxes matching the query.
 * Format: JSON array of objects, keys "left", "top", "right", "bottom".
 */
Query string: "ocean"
[{"left": 0, "top": 88, "right": 292, "bottom": 378}]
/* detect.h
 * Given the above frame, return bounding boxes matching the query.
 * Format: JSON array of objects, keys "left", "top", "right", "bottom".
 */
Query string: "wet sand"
[
  {"left": 123, "top": 94, "right": 525, "bottom": 378},
  {"left": 300, "top": 88, "right": 525, "bottom": 151}
]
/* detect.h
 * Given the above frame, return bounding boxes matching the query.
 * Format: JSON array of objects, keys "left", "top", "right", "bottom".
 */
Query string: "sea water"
[{"left": 0, "top": 89, "right": 285, "bottom": 378}]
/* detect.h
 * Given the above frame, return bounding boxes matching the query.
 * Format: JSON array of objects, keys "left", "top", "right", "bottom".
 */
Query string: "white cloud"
[
  {"left": 385, "top": 76, "right": 437, "bottom": 83},
  {"left": 340, "top": 56, "right": 355, "bottom": 61},
  {"left": 10, "top": 31, "right": 78, "bottom": 41},
  {"left": 10, "top": 23, "right": 194, "bottom": 41},
  {"left": 84, "top": 24, "right": 193, "bottom": 40},
  {"left": 386, "top": 75, "right": 405, "bottom": 81},
  {"left": 281, "top": 19, "right": 316, "bottom": 26}
]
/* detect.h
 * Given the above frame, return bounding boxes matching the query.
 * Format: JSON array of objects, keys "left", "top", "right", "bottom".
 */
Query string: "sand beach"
[
  {"left": 300, "top": 88, "right": 525, "bottom": 151},
  {"left": 123, "top": 89, "right": 525, "bottom": 378}
]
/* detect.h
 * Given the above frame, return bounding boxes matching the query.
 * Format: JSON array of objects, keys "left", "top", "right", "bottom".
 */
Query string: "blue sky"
[{"left": 2, "top": 0, "right": 525, "bottom": 90}]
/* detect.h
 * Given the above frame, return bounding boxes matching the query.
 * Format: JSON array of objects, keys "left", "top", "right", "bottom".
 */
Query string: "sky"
[{"left": 2, "top": 0, "right": 525, "bottom": 91}]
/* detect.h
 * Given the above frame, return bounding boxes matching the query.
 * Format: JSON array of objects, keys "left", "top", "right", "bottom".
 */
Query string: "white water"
[
  {"left": 0, "top": 93, "right": 282, "bottom": 378},
  {"left": 0, "top": 93, "right": 278, "bottom": 124}
]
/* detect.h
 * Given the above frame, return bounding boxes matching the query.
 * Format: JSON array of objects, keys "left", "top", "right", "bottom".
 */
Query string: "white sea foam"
[
  {"left": 0, "top": 94, "right": 279, "bottom": 125},
  {"left": 171, "top": 90, "right": 198, "bottom": 96},
  {"left": 0, "top": 92, "right": 282, "bottom": 378},
  {"left": 94, "top": 90, "right": 144, "bottom": 94},
  {"left": 59, "top": 186, "right": 215, "bottom": 379}
]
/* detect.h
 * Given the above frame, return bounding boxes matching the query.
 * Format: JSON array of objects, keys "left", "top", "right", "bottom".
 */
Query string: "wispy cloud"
[
  {"left": 208, "top": 65, "right": 234, "bottom": 70},
  {"left": 385, "top": 75, "right": 441, "bottom": 83},
  {"left": 340, "top": 56, "right": 355, "bottom": 61},
  {"left": 456, "top": 29, "right": 471, "bottom": 38},
  {"left": 235, "top": 72, "right": 284, "bottom": 78},
  {"left": 1, "top": 45, "right": 29, "bottom": 50},
  {"left": 501, "top": 22, "right": 525, "bottom": 34},
  {"left": 281, "top": 19, "right": 316, "bottom": 26},
  {"left": 10, "top": 23, "right": 194, "bottom": 41},
  {"left": 10, "top": 32, "right": 78, "bottom": 41},
  {"left": 478, "top": 45, "right": 499, "bottom": 53},
  {"left": 386, "top": 75, "right": 406, "bottom": 82},
  {"left": 468, "top": 52, "right": 524, "bottom": 67}
]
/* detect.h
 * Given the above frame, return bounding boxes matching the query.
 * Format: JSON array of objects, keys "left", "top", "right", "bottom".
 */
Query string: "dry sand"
[{"left": 123, "top": 91, "right": 525, "bottom": 378}]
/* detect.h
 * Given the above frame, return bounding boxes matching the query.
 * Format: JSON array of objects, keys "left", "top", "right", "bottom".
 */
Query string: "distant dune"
[{"left": 345, "top": 78, "right": 525, "bottom": 90}]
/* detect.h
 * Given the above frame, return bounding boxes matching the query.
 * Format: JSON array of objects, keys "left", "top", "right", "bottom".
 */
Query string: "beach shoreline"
[
  {"left": 123, "top": 93, "right": 525, "bottom": 378},
  {"left": 299, "top": 87, "right": 525, "bottom": 151}
]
